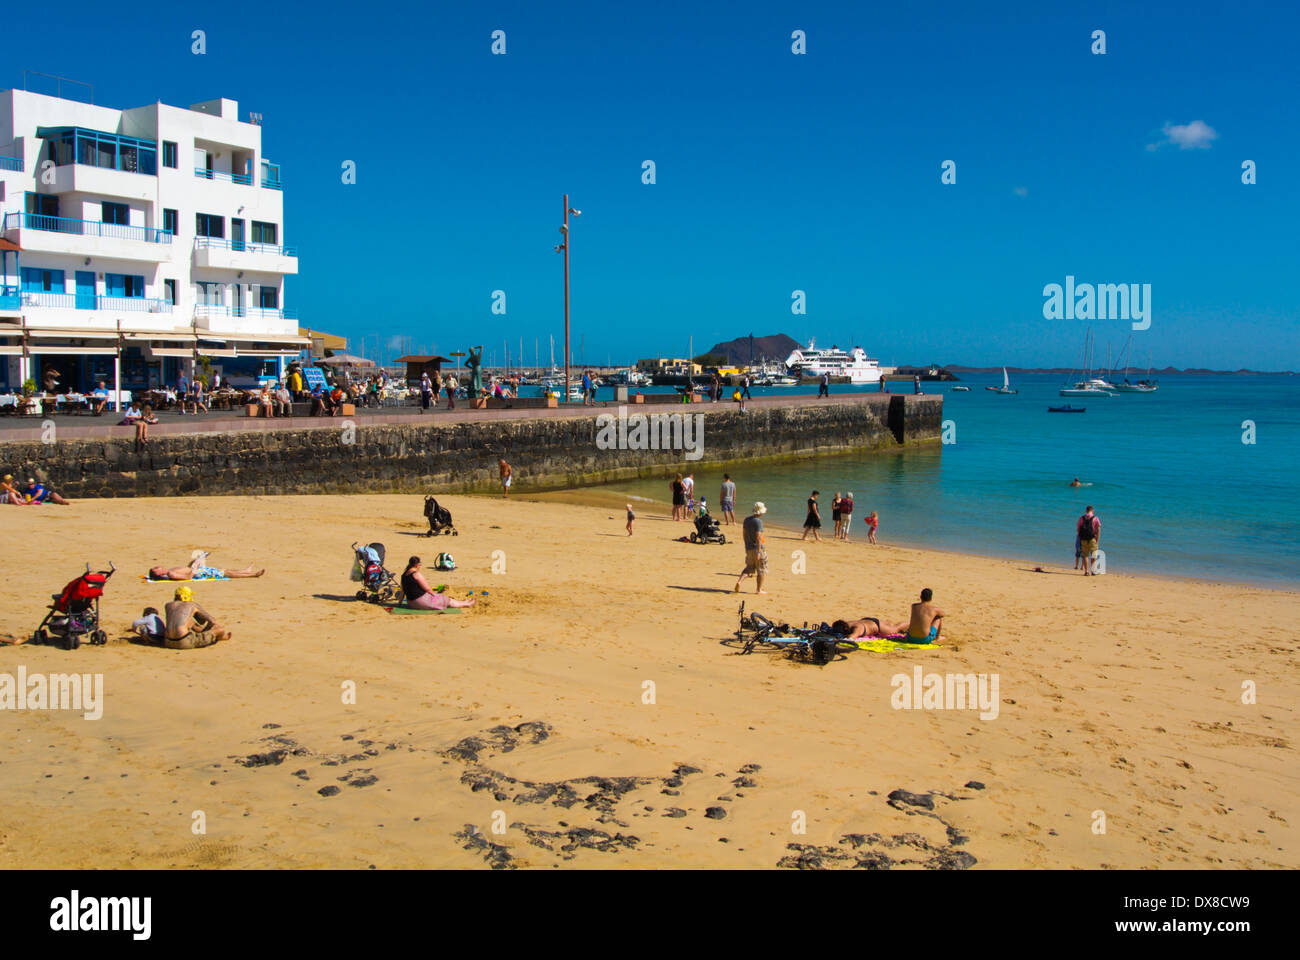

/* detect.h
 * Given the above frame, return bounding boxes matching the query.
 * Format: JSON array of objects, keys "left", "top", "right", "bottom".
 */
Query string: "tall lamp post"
[{"left": 554, "top": 195, "right": 580, "bottom": 401}]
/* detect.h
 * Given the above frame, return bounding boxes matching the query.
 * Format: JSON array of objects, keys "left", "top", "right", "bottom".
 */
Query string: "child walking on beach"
[
  {"left": 626, "top": 504, "right": 635, "bottom": 536},
  {"left": 864, "top": 510, "right": 879, "bottom": 544}
]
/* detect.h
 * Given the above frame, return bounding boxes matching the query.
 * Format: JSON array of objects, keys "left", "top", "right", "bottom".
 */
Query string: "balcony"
[
  {"left": 195, "top": 304, "right": 298, "bottom": 321},
  {"left": 0, "top": 285, "right": 20, "bottom": 312},
  {"left": 192, "top": 237, "right": 299, "bottom": 275},
  {"left": 194, "top": 167, "right": 253, "bottom": 186},
  {"left": 4, "top": 212, "right": 174, "bottom": 263},
  {"left": 19, "top": 291, "right": 173, "bottom": 314},
  {"left": 194, "top": 302, "right": 299, "bottom": 336},
  {"left": 0, "top": 156, "right": 22, "bottom": 172},
  {"left": 261, "top": 159, "right": 283, "bottom": 190}
]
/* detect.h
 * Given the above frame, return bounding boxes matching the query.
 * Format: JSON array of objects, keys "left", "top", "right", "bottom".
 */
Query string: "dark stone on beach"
[
  {"left": 732, "top": 776, "right": 757, "bottom": 788},
  {"left": 705, "top": 807, "right": 727, "bottom": 820},
  {"left": 262, "top": 723, "right": 281, "bottom": 729},
  {"left": 317, "top": 786, "right": 341, "bottom": 797},
  {"left": 674, "top": 765, "right": 702, "bottom": 777},
  {"left": 445, "top": 737, "right": 486, "bottom": 763},
  {"left": 663, "top": 777, "right": 683, "bottom": 788},
  {"left": 661, "top": 788, "right": 679, "bottom": 796},
  {"left": 237, "top": 750, "right": 287, "bottom": 768},
  {"left": 888, "top": 789, "right": 935, "bottom": 810},
  {"left": 738, "top": 763, "right": 762, "bottom": 774},
  {"left": 664, "top": 808, "right": 687, "bottom": 818},
  {"left": 341, "top": 734, "right": 354, "bottom": 741},
  {"left": 292, "top": 769, "right": 310, "bottom": 780},
  {"left": 348, "top": 775, "right": 379, "bottom": 788},
  {"left": 964, "top": 781, "right": 986, "bottom": 790}
]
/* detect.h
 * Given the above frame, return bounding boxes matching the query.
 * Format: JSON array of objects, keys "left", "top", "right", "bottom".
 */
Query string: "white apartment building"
[{"left": 0, "top": 87, "right": 305, "bottom": 395}]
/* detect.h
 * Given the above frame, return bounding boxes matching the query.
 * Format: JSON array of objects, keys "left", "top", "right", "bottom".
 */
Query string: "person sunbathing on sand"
[
  {"left": 164, "top": 586, "right": 231, "bottom": 649},
  {"left": 830, "top": 616, "right": 907, "bottom": 640},
  {"left": 904, "top": 588, "right": 945, "bottom": 643},
  {"left": 149, "top": 550, "right": 265, "bottom": 581}
]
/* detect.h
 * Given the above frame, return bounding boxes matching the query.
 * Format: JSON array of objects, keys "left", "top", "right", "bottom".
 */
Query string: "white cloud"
[{"left": 1149, "top": 120, "right": 1219, "bottom": 151}]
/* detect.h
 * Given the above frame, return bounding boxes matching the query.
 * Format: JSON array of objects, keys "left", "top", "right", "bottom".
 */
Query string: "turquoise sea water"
[{"left": 580, "top": 374, "right": 1300, "bottom": 587}]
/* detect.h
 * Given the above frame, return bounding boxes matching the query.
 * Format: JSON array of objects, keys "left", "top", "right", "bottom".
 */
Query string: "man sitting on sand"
[
  {"left": 830, "top": 616, "right": 907, "bottom": 640},
  {"left": 23, "top": 478, "right": 70, "bottom": 505},
  {"left": 904, "top": 588, "right": 945, "bottom": 643},
  {"left": 148, "top": 550, "right": 265, "bottom": 581},
  {"left": 164, "top": 586, "right": 231, "bottom": 649}
]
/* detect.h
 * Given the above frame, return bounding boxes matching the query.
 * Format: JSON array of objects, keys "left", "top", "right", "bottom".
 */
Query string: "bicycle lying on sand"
[{"left": 723, "top": 602, "right": 858, "bottom": 665}]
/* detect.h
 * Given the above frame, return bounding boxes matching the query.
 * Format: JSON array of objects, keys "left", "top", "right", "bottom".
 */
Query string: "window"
[
  {"left": 105, "top": 273, "right": 145, "bottom": 298},
  {"left": 162, "top": 141, "right": 178, "bottom": 169},
  {"left": 164, "top": 279, "right": 177, "bottom": 305},
  {"left": 163, "top": 208, "right": 178, "bottom": 235},
  {"left": 195, "top": 213, "right": 224, "bottom": 239},
  {"left": 251, "top": 221, "right": 278, "bottom": 245},
  {"left": 25, "top": 193, "right": 58, "bottom": 217},
  {"left": 259, "top": 286, "right": 279, "bottom": 310},
  {"left": 102, "top": 201, "right": 129, "bottom": 225},
  {"left": 20, "top": 268, "right": 65, "bottom": 293}
]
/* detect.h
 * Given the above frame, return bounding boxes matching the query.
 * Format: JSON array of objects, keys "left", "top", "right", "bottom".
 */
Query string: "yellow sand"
[{"left": 0, "top": 493, "right": 1295, "bottom": 869}]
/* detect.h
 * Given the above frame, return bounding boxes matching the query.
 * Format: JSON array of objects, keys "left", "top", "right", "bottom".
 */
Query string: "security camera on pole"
[{"left": 554, "top": 196, "right": 581, "bottom": 402}]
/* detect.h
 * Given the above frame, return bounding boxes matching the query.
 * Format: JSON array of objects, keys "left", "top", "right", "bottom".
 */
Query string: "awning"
[
  {"left": 26, "top": 345, "right": 118, "bottom": 356},
  {"left": 0, "top": 345, "right": 23, "bottom": 355},
  {"left": 123, "top": 332, "right": 197, "bottom": 342},
  {"left": 237, "top": 333, "right": 311, "bottom": 346},
  {"left": 25, "top": 327, "right": 122, "bottom": 340},
  {"left": 0, "top": 238, "right": 20, "bottom": 253},
  {"left": 195, "top": 348, "right": 239, "bottom": 358},
  {"left": 149, "top": 348, "right": 197, "bottom": 358}
]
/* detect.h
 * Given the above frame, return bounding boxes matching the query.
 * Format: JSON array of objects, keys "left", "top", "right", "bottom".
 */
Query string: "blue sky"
[{"left": 13, "top": 0, "right": 1298, "bottom": 369}]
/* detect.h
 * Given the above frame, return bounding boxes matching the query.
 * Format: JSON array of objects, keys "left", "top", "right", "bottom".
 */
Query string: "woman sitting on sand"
[
  {"left": 400, "top": 557, "right": 476, "bottom": 610},
  {"left": 149, "top": 550, "right": 265, "bottom": 581}
]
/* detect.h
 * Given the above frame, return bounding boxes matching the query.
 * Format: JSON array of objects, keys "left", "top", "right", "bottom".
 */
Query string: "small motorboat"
[
  {"left": 951, "top": 385, "right": 970, "bottom": 392},
  {"left": 1048, "top": 404, "right": 1086, "bottom": 413}
]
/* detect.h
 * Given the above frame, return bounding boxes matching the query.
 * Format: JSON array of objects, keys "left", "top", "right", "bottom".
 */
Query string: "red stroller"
[{"left": 33, "top": 562, "right": 116, "bottom": 650}]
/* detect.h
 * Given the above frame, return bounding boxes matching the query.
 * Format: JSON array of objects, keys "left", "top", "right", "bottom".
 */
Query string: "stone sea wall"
[{"left": 0, "top": 396, "right": 943, "bottom": 499}]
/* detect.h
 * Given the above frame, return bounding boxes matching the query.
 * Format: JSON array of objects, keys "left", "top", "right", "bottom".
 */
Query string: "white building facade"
[{"left": 0, "top": 88, "right": 304, "bottom": 395}]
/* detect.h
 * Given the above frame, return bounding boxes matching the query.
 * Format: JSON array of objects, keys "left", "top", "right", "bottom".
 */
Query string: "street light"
[{"left": 555, "top": 195, "right": 581, "bottom": 401}]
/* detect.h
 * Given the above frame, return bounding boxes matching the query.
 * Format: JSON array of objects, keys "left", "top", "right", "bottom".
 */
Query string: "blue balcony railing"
[
  {"left": 0, "top": 285, "right": 20, "bottom": 310},
  {"left": 194, "top": 167, "right": 253, "bottom": 185},
  {"left": 0, "top": 156, "right": 22, "bottom": 172},
  {"left": 18, "top": 291, "right": 173, "bottom": 312},
  {"left": 4, "top": 212, "right": 173, "bottom": 244},
  {"left": 194, "top": 237, "right": 298, "bottom": 257},
  {"left": 261, "top": 177, "right": 283, "bottom": 190}
]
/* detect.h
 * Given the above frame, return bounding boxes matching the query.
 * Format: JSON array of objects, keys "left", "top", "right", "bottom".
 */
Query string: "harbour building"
[{"left": 0, "top": 86, "right": 306, "bottom": 397}]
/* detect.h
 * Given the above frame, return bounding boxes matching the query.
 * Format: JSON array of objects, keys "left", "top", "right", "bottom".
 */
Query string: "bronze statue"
[{"left": 466, "top": 345, "right": 485, "bottom": 396}]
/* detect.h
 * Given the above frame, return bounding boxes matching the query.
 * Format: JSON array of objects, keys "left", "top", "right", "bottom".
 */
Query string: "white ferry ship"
[{"left": 784, "top": 339, "right": 883, "bottom": 384}]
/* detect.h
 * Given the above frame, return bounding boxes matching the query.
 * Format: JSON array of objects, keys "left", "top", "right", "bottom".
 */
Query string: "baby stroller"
[
  {"left": 423, "top": 496, "right": 458, "bottom": 537},
  {"left": 351, "top": 542, "right": 403, "bottom": 604},
  {"left": 689, "top": 502, "right": 726, "bottom": 545},
  {"left": 33, "top": 562, "right": 116, "bottom": 650}
]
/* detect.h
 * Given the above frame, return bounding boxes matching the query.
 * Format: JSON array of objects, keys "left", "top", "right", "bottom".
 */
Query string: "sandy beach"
[{"left": 0, "top": 492, "right": 1295, "bottom": 869}]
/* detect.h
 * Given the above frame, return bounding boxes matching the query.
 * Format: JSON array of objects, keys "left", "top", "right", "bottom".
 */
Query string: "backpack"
[
  {"left": 434, "top": 552, "right": 456, "bottom": 571},
  {"left": 1077, "top": 514, "right": 1095, "bottom": 539}
]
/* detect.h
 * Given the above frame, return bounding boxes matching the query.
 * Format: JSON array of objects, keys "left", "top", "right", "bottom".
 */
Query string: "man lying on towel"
[{"left": 149, "top": 550, "right": 266, "bottom": 581}]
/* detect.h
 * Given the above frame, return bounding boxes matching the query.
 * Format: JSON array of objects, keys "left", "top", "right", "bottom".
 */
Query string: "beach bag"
[
  {"left": 434, "top": 552, "right": 456, "bottom": 571},
  {"left": 350, "top": 556, "right": 365, "bottom": 581}
]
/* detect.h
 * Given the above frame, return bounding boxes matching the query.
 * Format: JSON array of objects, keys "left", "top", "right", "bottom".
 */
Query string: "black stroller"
[
  {"left": 423, "top": 497, "right": 458, "bottom": 537},
  {"left": 352, "top": 542, "right": 403, "bottom": 604},
  {"left": 689, "top": 504, "right": 727, "bottom": 544},
  {"left": 33, "top": 562, "right": 116, "bottom": 649}
]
